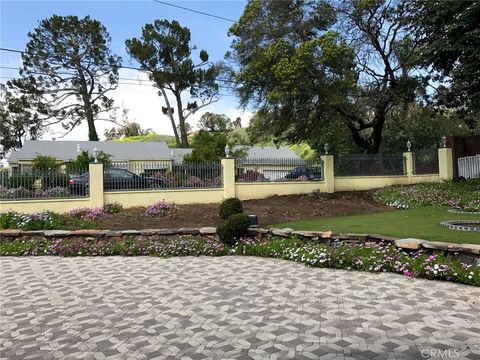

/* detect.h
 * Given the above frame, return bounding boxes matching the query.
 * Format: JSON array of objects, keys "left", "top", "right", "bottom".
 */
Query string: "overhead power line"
[
  {"left": 0, "top": 75, "right": 238, "bottom": 97},
  {"left": 0, "top": 48, "right": 238, "bottom": 85},
  {"left": 152, "top": 0, "right": 236, "bottom": 23}
]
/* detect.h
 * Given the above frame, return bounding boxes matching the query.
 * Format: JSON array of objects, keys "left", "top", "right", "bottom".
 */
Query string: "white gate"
[{"left": 458, "top": 154, "right": 480, "bottom": 178}]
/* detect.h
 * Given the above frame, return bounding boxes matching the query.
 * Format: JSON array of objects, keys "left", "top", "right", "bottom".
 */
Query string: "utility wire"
[
  {"left": 0, "top": 75, "right": 238, "bottom": 97},
  {"left": 0, "top": 48, "right": 238, "bottom": 85},
  {"left": 152, "top": 0, "right": 236, "bottom": 23}
]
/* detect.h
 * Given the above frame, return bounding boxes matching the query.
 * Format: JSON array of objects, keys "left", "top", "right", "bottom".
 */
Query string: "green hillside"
[{"left": 114, "top": 134, "right": 176, "bottom": 147}]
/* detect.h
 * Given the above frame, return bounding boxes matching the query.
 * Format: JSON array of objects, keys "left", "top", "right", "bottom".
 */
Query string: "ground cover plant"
[
  {"left": 0, "top": 236, "right": 478, "bottom": 287},
  {"left": 0, "top": 202, "right": 122, "bottom": 230},
  {"left": 375, "top": 179, "right": 480, "bottom": 211},
  {"left": 276, "top": 207, "right": 480, "bottom": 245},
  {"left": 143, "top": 200, "right": 176, "bottom": 217}
]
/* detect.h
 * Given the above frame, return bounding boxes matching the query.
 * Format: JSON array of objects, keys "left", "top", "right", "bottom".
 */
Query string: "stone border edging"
[
  {"left": 440, "top": 220, "right": 480, "bottom": 232},
  {"left": 448, "top": 209, "right": 480, "bottom": 215},
  {"left": 1, "top": 227, "right": 479, "bottom": 259}
]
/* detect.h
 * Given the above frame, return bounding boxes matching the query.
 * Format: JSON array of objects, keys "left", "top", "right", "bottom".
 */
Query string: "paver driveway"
[{"left": 0, "top": 256, "right": 479, "bottom": 360}]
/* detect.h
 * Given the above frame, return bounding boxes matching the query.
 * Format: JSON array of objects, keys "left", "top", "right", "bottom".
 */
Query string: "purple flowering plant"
[
  {"left": 143, "top": 200, "right": 176, "bottom": 217},
  {"left": 376, "top": 179, "right": 480, "bottom": 211}
]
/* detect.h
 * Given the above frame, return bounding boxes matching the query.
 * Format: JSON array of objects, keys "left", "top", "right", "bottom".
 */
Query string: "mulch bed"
[{"left": 95, "top": 191, "right": 392, "bottom": 230}]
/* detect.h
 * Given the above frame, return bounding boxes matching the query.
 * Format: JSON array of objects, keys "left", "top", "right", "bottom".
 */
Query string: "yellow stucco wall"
[
  {"left": 235, "top": 182, "right": 327, "bottom": 201},
  {"left": 334, "top": 174, "right": 440, "bottom": 192},
  {"left": 104, "top": 188, "right": 224, "bottom": 207},
  {"left": 0, "top": 198, "right": 91, "bottom": 214}
]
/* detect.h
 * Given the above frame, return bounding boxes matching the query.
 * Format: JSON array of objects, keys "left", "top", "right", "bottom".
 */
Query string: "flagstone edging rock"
[{"left": 0, "top": 227, "right": 479, "bottom": 262}]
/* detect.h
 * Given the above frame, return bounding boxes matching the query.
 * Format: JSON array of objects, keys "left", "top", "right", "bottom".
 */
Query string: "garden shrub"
[
  {"left": 31, "top": 155, "right": 61, "bottom": 171},
  {"left": 185, "top": 176, "right": 204, "bottom": 188},
  {"left": 9, "top": 175, "right": 35, "bottom": 190},
  {"left": 104, "top": 201, "right": 123, "bottom": 214},
  {"left": 217, "top": 213, "right": 250, "bottom": 246},
  {"left": 219, "top": 197, "right": 243, "bottom": 220},
  {"left": 40, "top": 173, "right": 70, "bottom": 189},
  {"left": 236, "top": 171, "right": 265, "bottom": 182}
]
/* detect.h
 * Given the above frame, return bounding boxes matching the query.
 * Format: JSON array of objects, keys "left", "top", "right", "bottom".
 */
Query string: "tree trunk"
[
  {"left": 160, "top": 88, "right": 181, "bottom": 147},
  {"left": 338, "top": 105, "right": 387, "bottom": 154},
  {"left": 366, "top": 109, "right": 387, "bottom": 154},
  {"left": 174, "top": 92, "right": 189, "bottom": 148},
  {"left": 85, "top": 107, "right": 99, "bottom": 141},
  {"left": 76, "top": 63, "right": 99, "bottom": 141}
]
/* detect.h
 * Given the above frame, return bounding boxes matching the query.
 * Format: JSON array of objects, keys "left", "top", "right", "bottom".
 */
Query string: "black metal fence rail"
[
  {"left": 235, "top": 157, "right": 323, "bottom": 182},
  {"left": 414, "top": 149, "right": 439, "bottom": 175},
  {"left": 104, "top": 161, "right": 223, "bottom": 191},
  {"left": 334, "top": 154, "right": 406, "bottom": 176},
  {"left": 0, "top": 168, "right": 89, "bottom": 200}
]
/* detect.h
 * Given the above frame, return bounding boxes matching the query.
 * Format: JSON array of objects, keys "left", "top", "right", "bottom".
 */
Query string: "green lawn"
[{"left": 275, "top": 207, "right": 480, "bottom": 245}]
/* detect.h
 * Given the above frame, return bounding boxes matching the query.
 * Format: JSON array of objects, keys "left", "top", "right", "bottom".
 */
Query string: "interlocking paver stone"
[{"left": 1, "top": 256, "right": 479, "bottom": 359}]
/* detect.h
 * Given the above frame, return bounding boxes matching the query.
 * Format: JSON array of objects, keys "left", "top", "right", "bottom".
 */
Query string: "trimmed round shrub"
[
  {"left": 217, "top": 213, "right": 250, "bottom": 246},
  {"left": 219, "top": 197, "right": 243, "bottom": 220}
]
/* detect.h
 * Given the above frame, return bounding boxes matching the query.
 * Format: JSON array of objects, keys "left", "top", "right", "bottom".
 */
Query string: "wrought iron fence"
[
  {"left": 414, "top": 149, "right": 439, "bottom": 175},
  {"left": 0, "top": 168, "right": 89, "bottom": 200},
  {"left": 104, "top": 161, "right": 223, "bottom": 191},
  {"left": 334, "top": 154, "right": 406, "bottom": 176},
  {"left": 235, "top": 157, "right": 323, "bottom": 183}
]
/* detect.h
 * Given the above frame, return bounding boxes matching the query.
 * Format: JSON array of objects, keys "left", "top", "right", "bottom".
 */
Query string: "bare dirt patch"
[{"left": 96, "top": 191, "right": 392, "bottom": 230}]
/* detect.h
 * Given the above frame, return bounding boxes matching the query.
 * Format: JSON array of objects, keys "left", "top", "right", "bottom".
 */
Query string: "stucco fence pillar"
[
  {"left": 403, "top": 152, "right": 414, "bottom": 184},
  {"left": 221, "top": 158, "right": 236, "bottom": 199},
  {"left": 438, "top": 147, "right": 454, "bottom": 180},
  {"left": 321, "top": 154, "right": 334, "bottom": 193},
  {"left": 89, "top": 163, "right": 104, "bottom": 208}
]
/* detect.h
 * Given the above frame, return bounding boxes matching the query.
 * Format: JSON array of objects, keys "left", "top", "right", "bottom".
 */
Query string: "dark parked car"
[
  {"left": 284, "top": 167, "right": 322, "bottom": 181},
  {"left": 68, "top": 168, "right": 167, "bottom": 195}
]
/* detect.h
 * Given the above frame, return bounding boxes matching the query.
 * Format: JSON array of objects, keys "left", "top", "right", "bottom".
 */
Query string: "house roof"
[
  {"left": 8, "top": 141, "right": 172, "bottom": 163},
  {"left": 239, "top": 146, "right": 301, "bottom": 159},
  {"left": 171, "top": 148, "right": 193, "bottom": 165},
  {"left": 7, "top": 142, "right": 304, "bottom": 165},
  {"left": 234, "top": 146, "right": 305, "bottom": 164}
]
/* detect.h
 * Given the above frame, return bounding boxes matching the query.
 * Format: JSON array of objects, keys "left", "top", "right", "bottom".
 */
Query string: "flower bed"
[
  {"left": 375, "top": 179, "right": 480, "bottom": 211},
  {"left": 0, "top": 201, "right": 178, "bottom": 230},
  {"left": 0, "top": 234, "right": 478, "bottom": 286}
]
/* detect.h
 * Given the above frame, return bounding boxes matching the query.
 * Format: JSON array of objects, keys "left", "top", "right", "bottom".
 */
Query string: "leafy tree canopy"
[
  {"left": 184, "top": 130, "right": 247, "bottom": 163},
  {"left": 65, "top": 150, "right": 111, "bottom": 171},
  {"left": 126, "top": 19, "right": 220, "bottom": 148},
  {"left": 0, "top": 84, "right": 43, "bottom": 158},
  {"left": 408, "top": 0, "right": 480, "bottom": 129},
  {"left": 229, "top": 0, "right": 427, "bottom": 153},
  {"left": 9, "top": 15, "right": 121, "bottom": 141},
  {"left": 198, "top": 112, "right": 232, "bottom": 132},
  {"left": 184, "top": 131, "right": 229, "bottom": 162},
  {"left": 31, "top": 155, "right": 61, "bottom": 172}
]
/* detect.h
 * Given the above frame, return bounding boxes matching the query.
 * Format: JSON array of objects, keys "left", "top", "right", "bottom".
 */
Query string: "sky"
[{"left": 0, "top": 0, "right": 251, "bottom": 141}]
